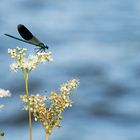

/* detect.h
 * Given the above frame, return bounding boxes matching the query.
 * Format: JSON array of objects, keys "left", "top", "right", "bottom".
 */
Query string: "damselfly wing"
[{"left": 4, "top": 24, "right": 49, "bottom": 52}]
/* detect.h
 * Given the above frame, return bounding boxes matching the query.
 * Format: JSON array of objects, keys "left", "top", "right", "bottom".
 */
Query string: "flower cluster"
[
  {"left": 0, "top": 89, "right": 11, "bottom": 98},
  {"left": 0, "top": 89, "right": 11, "bottom": 110},
  {"left": 8, "top": 47, "right": 52, "bottom": 72},
  {"left": 20, "top": 79, "right": 79, "bottom": 135},
  {"left": 51, "top": 79, "right": 80, "bottom": 111},
  {"left": 21, "top": 94, "right": 47, "bottom": 112},
  {"left": 60, "top": 79, "right": 80, "bottom": 94}
]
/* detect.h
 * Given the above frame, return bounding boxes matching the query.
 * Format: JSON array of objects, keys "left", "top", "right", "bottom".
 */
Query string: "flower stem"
[
  {"left": 25, "top": 71, "right": 32, "bottom": 140},
  {"left": 46, "top": 133, "right": 49, "bottom": 140}
]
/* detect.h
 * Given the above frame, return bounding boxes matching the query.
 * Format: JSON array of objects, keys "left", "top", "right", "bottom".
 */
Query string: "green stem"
[
  {"left": 46, "top": 133, "right": 49, "bottom": 140},
  {"left": 25, "top": 71, "right": 32, "bottom": 140}
]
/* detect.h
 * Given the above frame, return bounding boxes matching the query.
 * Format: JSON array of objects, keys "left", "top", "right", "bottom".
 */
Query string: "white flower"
[
  {"left": 0, "top": 89, "right": 11, "bottom": 111},
  {"left": 21, "top": 58, "right": 37, "bottom": 71},
  {"left": 60, "top": 79, "right": 79, "bottom": 94},
  {"left": 37, "top": 51, "right": 53, "bottom": 63},
  {"left": 35, "top": 118, "right": 37, "bottom": 121},
  {"left": 8, "top": 47, "right": 53, "bottom": 72},
  {"left": 60, "top": 84, "right": 70, "bottom": 93},
  {"left": 0, "top": 89, "right": 11, "bottom": 98},
  {"left": 10, "top": 63, "right": 19, "bottom": 72},
  {"left": 8, "top": 48, "right": 17, "bottom": 58}
]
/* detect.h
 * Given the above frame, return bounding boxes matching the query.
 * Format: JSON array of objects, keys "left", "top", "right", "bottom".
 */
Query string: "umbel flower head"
[
  {"left": 8, "top": 47, "right": 53, "bottom": 72},
  {"left": 20, "top": 79, "right": 79, "bottom": 135},
  {"left": 0, "top": 89, "right": 11, "bottom": 110},
  {"left": 0, "top": 89, "right": 11, "bottom": 98}
]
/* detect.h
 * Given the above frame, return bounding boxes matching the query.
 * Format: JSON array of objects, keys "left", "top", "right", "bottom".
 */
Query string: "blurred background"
[{"left": 0, "top": 0, "right": 140, "bottom": 140}]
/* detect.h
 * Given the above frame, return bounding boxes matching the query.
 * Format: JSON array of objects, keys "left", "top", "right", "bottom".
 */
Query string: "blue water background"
[{"left": 0, "top": 0, "right": 140, "bottom": 140}]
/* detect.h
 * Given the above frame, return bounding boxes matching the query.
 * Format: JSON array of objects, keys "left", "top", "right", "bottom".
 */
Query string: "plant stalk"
[
  {"left": 25, "top": 71, "right": 32, "bottom": 140},
  {"left": 46, "top": 133, "right": 49, "bottom": 140}
]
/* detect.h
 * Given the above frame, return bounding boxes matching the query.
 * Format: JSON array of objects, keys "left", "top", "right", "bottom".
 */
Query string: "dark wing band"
[{"left": 17, "top": 24, "right": 33, "bottom": 40}]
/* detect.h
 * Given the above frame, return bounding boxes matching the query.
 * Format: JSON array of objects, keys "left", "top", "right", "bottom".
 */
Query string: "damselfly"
[{"left": 4, "top": 24, "right": 49, "bottom": 52}]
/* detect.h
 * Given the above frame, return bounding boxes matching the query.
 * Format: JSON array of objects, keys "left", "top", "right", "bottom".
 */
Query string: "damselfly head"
[
  {"left": 45, "top": 45, "right": 49, "bottom": 50},
  {"left": 38, "top": 43, "right": 49, "bottom": 50}
]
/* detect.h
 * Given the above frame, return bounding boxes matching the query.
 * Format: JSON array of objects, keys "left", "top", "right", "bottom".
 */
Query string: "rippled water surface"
[{"left": 0, "top": 0, "right": 140, "bottom": 140}]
